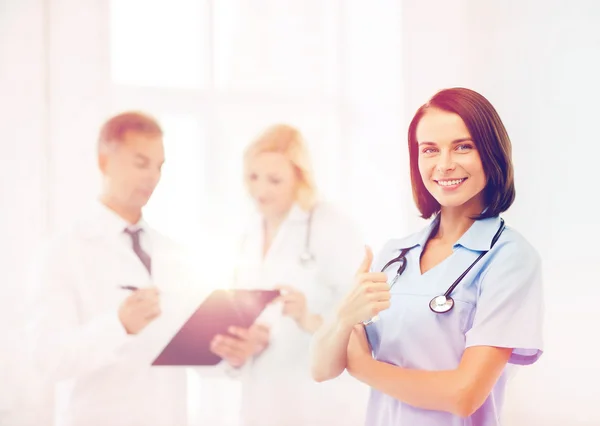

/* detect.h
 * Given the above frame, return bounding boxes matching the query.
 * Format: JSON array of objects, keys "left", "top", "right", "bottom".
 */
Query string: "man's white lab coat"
[{"left": 28, "top": 202, "right": 208, "bottom": 426}]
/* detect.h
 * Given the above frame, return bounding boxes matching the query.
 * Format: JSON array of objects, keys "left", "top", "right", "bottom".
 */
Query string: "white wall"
[
  {"left": 0, "top": 0, "right": 110, "bottom": 424},
  {"left": 47, "top": 0, "right": 111, "bottom": 231},
  {"left": 402, "top": 1, "right": 600, "bottom": 424},
  {"left": 0, "top": 0, "right": 49, "bottom": 424}
]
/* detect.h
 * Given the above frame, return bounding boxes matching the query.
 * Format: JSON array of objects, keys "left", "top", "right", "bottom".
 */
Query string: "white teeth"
[{"left": 437, "top": 179, "right": 465, "bottom": 186}]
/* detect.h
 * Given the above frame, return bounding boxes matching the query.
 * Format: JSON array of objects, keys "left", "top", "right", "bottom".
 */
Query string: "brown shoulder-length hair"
[{"left": 408, "top": 87, "right": 515, "bottom": 220}]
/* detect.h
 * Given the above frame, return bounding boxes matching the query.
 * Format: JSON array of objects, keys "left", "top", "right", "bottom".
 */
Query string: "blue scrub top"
[{"left": 364, "top": 214, "right": 544, "bottom": 426}]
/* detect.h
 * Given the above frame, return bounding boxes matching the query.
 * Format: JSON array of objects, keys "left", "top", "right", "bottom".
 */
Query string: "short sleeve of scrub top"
[{"left": 465, "top": 237, "right": 544, "bottom": 365}]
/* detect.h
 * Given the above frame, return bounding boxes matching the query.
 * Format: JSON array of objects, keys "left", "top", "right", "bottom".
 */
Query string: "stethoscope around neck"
[
  {"left": 364, "top": 218, "right": 506, "bottom": 324},
  {"left": 231, "top": 206, "right": 317, "bottom": 287}
]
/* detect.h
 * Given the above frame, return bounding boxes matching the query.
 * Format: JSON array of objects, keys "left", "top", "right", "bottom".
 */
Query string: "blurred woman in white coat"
[{"left": 209, "top": 124, "right": 370, "bottom": 426}]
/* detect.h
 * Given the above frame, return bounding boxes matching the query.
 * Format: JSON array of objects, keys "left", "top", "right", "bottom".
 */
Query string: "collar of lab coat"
[
  {"left": 285, "top": 203, "right": 312, "bottom": 224},
  {"left": 81, "top": 200, "right": 151, "bottom": 239}
]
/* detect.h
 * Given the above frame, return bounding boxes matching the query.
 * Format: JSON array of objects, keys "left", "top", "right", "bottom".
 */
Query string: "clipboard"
[{"left": 152, "top": 289, "right": 280, "bottom": 366}]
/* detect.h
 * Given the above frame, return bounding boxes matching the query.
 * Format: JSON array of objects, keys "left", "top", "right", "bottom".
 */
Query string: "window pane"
[
  {"left": 109, "top": 0, "right": 209, "bottom": 89},
  {"left": 213, "top": 0, "right": 340, "bottom": 95},
  {"left": 343, "top": 0, "right": 402, "bottom": 101},
  {"left": 143, "top": 114, "right": 205, "bottom": 244}
]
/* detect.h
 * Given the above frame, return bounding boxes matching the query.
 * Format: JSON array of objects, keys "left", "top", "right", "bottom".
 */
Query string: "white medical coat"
[
  {"left": 232, "top": 202, "right": 371, "bottom": 426},
  {"left": 27, "top": 202, "right": 208, "bottom": 426}
]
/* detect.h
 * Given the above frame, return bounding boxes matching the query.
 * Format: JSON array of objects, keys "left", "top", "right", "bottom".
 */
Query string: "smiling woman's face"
[{"left": 416, "top": 107, "right": 487, "bottom": 213}]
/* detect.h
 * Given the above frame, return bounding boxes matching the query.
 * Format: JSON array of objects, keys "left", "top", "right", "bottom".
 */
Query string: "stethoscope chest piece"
[
  {"left": 297, "top": 206, "right": 317, "bottom": 268},
  {"left": 429, "top": 295, "right": 454, "bottom": 313}
]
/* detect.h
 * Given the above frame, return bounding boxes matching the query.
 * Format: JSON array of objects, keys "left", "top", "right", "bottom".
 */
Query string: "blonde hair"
[{"left": 243, "top": 124, "right": 318, "bottom": 210}]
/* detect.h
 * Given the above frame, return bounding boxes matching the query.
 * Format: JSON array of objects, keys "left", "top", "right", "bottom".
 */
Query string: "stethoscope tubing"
[{"left": 370, "top": 218, "right": 506, "bottom": 318}]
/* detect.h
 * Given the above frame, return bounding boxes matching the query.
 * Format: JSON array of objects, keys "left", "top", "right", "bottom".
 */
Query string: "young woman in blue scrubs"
[{"left": 310, "top": 87, "right": 544, "bottom": 426}]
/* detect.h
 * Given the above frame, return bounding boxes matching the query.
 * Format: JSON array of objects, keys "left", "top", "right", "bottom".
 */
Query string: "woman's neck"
[
  {"left": 264, "top": 215, "right": 285, "bottom": 236},
  {"left": 261, "top": 211, "right": 289, "bottom": 257},
  {"left": 434, "top": 199, "right": 485, "bottom": 245}
]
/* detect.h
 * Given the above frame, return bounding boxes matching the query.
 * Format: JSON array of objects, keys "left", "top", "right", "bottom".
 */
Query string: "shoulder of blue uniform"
[
  {"left": 485, "top": 225, "right": 542, "bottom": 273},
  {"left": 497, "top": 225, "right": 540, "bottom": 257}
]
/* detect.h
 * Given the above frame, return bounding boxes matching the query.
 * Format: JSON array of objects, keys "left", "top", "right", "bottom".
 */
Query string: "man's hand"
[{"left": 118, "top": 287, "right": 161, "bottom": 335}]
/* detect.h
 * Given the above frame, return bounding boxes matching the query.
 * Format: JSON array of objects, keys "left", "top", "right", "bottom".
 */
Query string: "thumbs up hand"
[{"left": 335, "top": 246, "right": 391, "bottom": 327}]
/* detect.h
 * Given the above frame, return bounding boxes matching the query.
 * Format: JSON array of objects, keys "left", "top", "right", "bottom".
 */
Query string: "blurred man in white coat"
[{"left": 28, "top": 111, "right": 204, "bottom": 426}]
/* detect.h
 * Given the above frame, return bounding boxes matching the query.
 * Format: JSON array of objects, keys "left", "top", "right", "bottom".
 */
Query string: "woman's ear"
[{"left": 98, "top": 152, "right": 107, "bottom": 173}]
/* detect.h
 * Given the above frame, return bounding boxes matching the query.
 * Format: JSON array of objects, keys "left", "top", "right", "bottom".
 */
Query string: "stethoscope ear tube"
[
  {"left": 442, "top": 251, "right": 486, "bottom": 297},
  {"left": 299, "top": 206, "right": 316, "bottom": 266}
]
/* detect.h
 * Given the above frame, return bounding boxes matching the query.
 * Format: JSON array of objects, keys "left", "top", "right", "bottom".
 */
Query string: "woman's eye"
[
  {"left": 456, "top": 144, "right": 474, "bottom": 151},
  {"left": 421, "top": 147, "right": 437, "bottom": 154}
]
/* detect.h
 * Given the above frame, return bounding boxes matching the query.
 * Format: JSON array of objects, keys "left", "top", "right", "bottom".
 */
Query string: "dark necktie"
[{"left": 124, "top": 228, "right": 152, "bottom": 275}]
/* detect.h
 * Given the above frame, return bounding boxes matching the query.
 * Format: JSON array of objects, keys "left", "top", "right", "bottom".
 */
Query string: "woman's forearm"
[{"left": 309, "top": 315, "right": 354, "bottom": 382}]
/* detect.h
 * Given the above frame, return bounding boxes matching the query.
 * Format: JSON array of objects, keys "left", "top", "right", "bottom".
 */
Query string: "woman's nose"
[
  {"left": 250, "top": 180, "right": 269, "bottom": 198},
  {"left": 436, "top": 151, "right": 456, "bottom": 174}
]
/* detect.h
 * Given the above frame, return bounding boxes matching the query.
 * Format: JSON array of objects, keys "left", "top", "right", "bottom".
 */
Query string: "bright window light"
[
  {"left": 213, "top": 0, "right": 337, "bottom": 95},
  {"left": 143, "top": 114, "right": 205, "bottom": 244},
  {"left": 109, "top": 0, "right": 209, "bottom": 89}
]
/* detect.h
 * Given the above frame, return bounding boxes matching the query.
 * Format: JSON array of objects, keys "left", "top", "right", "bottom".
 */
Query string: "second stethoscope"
[
  {"left": 232, "top": 206, "right": 317, "bottom": 287},
  {"left": 298, "top": 207, "right": 316, "bottom": 267},
  {"left": 364, "top": 218, "right": 505, "bottom": 324}
]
